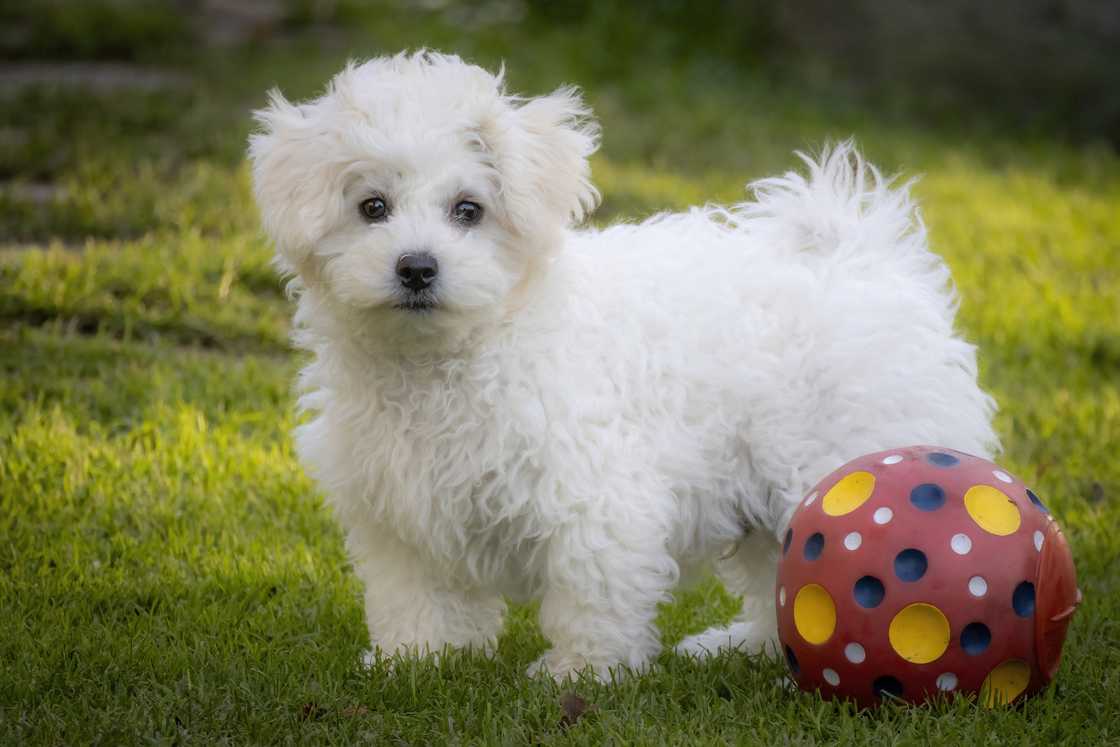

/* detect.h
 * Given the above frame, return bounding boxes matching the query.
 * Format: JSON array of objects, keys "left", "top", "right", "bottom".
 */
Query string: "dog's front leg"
[
  {"left": 347, "top": 522, "right": 506, "bottom": 665},
  {"left": 528, "top": 504, "right": 677, "bottom": 682}
]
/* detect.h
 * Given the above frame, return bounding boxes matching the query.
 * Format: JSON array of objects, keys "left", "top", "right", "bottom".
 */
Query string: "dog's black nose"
[{"left": 396, "top": 252, "right": 438, "bottom": 291}]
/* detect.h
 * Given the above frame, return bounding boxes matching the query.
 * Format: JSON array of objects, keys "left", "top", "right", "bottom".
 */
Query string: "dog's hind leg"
[{"left": 673, "top": 528, "right": 780, "bottom": 659}]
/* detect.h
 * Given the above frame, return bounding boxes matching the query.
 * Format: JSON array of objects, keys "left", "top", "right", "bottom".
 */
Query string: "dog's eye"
[
  {"left": 359, "top": 196, "right": 389, "bottom": 223},
  {"left": 451, "top": 200, "right": 483, "bottom": 226}
]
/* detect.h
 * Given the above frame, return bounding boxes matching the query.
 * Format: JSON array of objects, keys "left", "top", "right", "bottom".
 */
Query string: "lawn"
[{"left": 2, "top": 3, "right": 1119, "bottom": 744}]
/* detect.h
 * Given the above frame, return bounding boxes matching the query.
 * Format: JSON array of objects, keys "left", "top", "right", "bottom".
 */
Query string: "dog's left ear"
[{"left": 487, "top": 86, "right": 600, "bottom": 239}]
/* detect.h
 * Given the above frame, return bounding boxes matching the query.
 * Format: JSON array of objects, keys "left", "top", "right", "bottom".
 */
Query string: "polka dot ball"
[{"left": 776, "top": 446, "right": 1080, "bottom": 708}]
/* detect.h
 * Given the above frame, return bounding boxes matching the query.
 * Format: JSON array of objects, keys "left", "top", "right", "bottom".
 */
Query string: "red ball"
[{"left": 775, "top": 446, "right": 1080, "bottom": 708}]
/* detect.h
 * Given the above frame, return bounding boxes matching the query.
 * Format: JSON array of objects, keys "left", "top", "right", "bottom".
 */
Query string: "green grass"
[{"left": 2, "top": 3, "right": 1119, "bottom": 744}]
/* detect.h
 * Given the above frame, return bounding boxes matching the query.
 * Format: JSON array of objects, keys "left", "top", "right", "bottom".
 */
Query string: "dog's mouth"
[{"left": 393, "top": 291, "right": 439, "bottom": 313}]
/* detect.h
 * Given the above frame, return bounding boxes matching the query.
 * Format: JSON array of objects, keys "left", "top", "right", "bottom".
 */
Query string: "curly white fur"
[{"left": 248, "top": 51, "right": 998, "bottom": 681}]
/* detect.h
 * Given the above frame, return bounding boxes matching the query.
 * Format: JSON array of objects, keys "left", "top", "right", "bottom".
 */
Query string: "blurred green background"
[{"left": 2, "top": 1, "right": 1118, "bottom": 744}]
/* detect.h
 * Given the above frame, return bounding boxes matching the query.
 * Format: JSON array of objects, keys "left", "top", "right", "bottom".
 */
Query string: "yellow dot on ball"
[
  {"left": 964, "top": 485, "right": 1022, "bottom": 536},
  {"left": 822, "top": 471, "right": 876, "bottom": 516},
  {"left": 888, "top": 603, "right": 950, "bottom": 664},
  {"left": 982, "top": 659, "right": 1031, "bottom": 707},
  {"left": 793, "top": 583, "right": 837, "bottom": 645}
]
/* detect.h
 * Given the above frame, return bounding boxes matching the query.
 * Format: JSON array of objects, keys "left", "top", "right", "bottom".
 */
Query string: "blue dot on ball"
[
  {"left": 1013, "top": 581, "right": 1036, "bottom": 617},
  {"left": 961, "top": 622, "right": 992, "bottom": 655},
  {"left": 804, "top": 532, "right": 825, "bottom": 561},
  {"left": 785, "top": 645, "right": 800, "bottom": 675},
  {"left": 853, "top": 576, "right": 885, "bottom": 608},
  {"left": 909, "top": 483, "right": 946, "bottom": 511},
  {"left": 783, "top": 528, "right": 793, "bottom": 555},
  {"left": 927, "top": 452, "right": 960, "bottom": 468},
  {"left": 894, "top": 548, "right": 928, "bottom": 582},
  {"left": 1027, "top": 489, "right": 1050, "bottom": 515},
  {"left": 873, "top": 676, "right": 904, "bottom": 699}
]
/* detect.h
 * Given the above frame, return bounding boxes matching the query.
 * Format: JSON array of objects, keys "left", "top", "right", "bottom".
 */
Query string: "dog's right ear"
[{"left": 248, "top": 89, "right": 343, "bottom": 275}]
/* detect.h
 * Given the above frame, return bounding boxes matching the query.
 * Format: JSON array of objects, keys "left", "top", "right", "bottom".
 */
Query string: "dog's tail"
[{"left": 730, "top": 139, "right": 937, "bottom": 272}]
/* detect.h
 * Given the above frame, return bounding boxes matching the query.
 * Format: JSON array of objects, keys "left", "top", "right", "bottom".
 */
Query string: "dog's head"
[{"left": 249, "top": 51, "right": 599, "bottom": 335}]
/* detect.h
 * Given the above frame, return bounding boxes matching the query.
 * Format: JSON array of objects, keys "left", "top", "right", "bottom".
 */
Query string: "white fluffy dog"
[{"left": 248, "top": 51, "right": 998, "bottom": 681}]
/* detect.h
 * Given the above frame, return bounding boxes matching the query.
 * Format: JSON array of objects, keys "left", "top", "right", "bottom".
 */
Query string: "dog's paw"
[
  {"left": 674, "top": 621, "right": 760, "bottom": 659},
  {"left": 527, "top": 649, "right": 624, "bottom": 683},
  {"left": 527, "top": 649, "right": 655, "bottom": 683},
  {"left": 527, "top": 649, "right": 590, "bottom": 682},
  {"left": 360, "top": 645, "right": 446, "bottom": 673}
]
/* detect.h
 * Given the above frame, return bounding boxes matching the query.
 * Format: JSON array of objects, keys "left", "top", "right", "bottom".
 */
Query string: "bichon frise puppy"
[{"left": 248, "top": 51, "right": 997, "bottom": 681}]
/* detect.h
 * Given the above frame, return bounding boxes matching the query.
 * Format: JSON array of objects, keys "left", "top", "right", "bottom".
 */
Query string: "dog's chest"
[{"left": 325, "top": 363, "right": 549, "bottom": 586}]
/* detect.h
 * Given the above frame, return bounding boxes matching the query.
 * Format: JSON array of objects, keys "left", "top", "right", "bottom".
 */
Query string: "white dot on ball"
[
  {"left": 844, "top": 531, "right": 863, "bottom": 551},
  {"left": 950, "top": 533, "right": 972, "bottom": 555},
  {"left": 804, "top": 491, "right": 818, "bottom": 506},
  {"left": 993, "top": 470, "right": 1013, "bottom": 484},
  {"left": 969, "top": 576, "right": 988, "bottom": 597},
  {"left": 779, "top": 586, "right": 786, "bottom": 606},
  {"left": 873, "top": 507, "right": 893, "bottom": 525},
  {"left": 1034, "top": 530, "right": 1044, "bottom": 552},
  {"left": 823, "top": 668, "right": 840, "bottom": 686},
  {"left": 844, "top": 643, "right": 866, "bottom": 664},
  {"left": 937, "top": 672, "right": 958, "bottom": 691},
  {"left": 882, "top": 454, "right": 904, "bottom": 465}
]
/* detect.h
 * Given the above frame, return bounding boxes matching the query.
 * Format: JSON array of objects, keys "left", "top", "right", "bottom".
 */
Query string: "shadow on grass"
[{"left": 1, "top": 305, "right": 290, "bottom": 355}]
